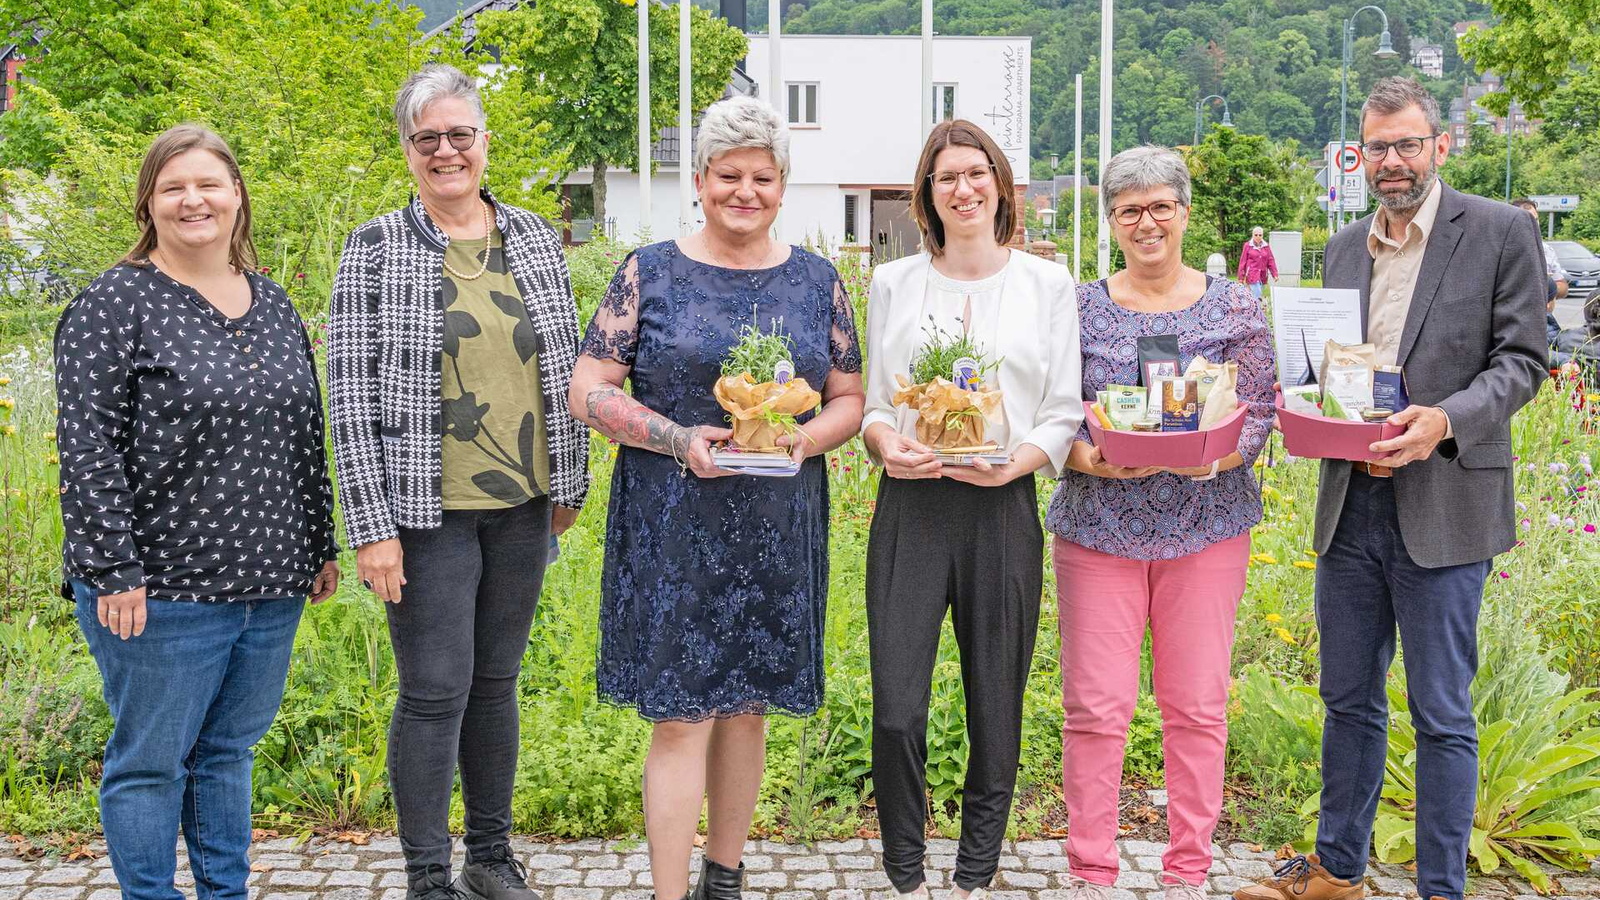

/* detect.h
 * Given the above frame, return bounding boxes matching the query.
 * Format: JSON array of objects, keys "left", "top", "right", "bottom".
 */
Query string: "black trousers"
[
  {"left": 387, "top": 497, "right": 552, "bottom": 880},
  {"left": 866, "top": 475, "right": 1043, "bottom": 893}
]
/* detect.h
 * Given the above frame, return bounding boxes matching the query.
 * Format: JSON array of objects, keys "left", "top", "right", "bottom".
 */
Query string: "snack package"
[
  {"left": 1322, "top": 363, "right": 1373, "bottom": 421},
  {"left": 1161, "top": 378, "right": 1200, "bottom": 432},
  {"left": 892, "top": 375, "right": 1005, "bottom": 449},
  {"left": 1184, "top": 356, "right": 1240, "bottom": 430},
  {"left": 713, "top": 373, "right": 823, "bottom": 448},
  {"left": 1283, "top": 385, "right": 1322, "bottom": 415},
  {"left": 1146, "top": 375, "right": 1174, "bottom": 418},
  {"left": 1105, "top": 385, "right": 1148, "bottom": 430},
  {"left": 1373, "top": 365, "right": 1411, "bottom": 412},
  {"left": 1137, "top": 335, "right": 1181, "bottom": 388},
  {"left": 1319, "top": 340, "right": 1377, "bottom": 389}
]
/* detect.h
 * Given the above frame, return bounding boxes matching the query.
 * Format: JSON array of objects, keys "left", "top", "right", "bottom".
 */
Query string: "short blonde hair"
[{"left": 693, "top": 96, "right": 791, "bottom": 180}]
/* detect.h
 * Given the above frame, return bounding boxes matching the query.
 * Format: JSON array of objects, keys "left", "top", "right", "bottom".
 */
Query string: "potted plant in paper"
[
  {"left": 892, "top": 320, "right": 1005, "bottom": 459},
  {"left": 711, "top": 317, "right": 822, "bottom": 470}
]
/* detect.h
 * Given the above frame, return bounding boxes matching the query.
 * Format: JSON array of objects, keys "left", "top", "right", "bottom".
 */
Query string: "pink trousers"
[{"left": 1052, "top": 534, "right": 1249, "bottom": 886}]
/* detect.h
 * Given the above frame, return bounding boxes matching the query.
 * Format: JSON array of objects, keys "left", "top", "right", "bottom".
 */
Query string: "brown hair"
[
  {"left": 910, "top": 120, "right": 1016, "bottom": 256},
  {"left": 121, "top": 124, "right": 257, "bottom": 270}
]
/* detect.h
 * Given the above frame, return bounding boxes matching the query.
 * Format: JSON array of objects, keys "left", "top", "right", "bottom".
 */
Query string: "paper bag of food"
[
  {"left": 893, "top": 374, "right": 1005, "bottom": 449},
  {"left": 1184, "top": 356, "right": 1241, "bottom": 430},
  {"left": 714, "top": 373, "right": 822, "bottom": 450}
]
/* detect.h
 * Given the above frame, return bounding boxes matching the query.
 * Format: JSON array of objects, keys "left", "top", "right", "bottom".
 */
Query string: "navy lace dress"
[{"left": 579, "top": 241, "right": 862, "bottom": 722}]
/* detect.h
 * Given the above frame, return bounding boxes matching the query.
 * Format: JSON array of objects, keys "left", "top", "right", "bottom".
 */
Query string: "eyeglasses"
[
  {"left": 1360, "top": 133, "right": 1440, "bottom": 161},
  {"left": 929, "top": 165, "right": 995, "bottom": 191},
  {"left": 1109, "top": 200, "right": 1184, "bottom": 226},
  {"left": 407, "top": 126, "right": 483, "bottom": 155}
]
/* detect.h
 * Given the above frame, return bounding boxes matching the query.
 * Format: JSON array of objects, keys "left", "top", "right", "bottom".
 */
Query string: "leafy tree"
[
  {"left": 1185, "top": 126, "right": 1298, "bottom": 269},
  {"left": 1457, "top": 0, "right": 1599, "bottom": 118},
  {"left": 476, "top": 0, "right": 747, "bottom": 226},
  {"left": 1237, "top": 90, "right": 1315, "bottom": 142}
]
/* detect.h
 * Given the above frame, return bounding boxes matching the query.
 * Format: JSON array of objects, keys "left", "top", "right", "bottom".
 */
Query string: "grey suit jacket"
[{"left": 1315, "top": 182, "right": 1548, "bottom": 568}]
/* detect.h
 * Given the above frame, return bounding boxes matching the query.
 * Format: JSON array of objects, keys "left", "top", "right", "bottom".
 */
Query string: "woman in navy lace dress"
[{"left": 568, "top": 97, "right": 863, "bottom": 900}]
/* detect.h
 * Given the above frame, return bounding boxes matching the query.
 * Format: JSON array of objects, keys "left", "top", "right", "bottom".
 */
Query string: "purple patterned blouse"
[{"left": 1045, "top": 276, "right": 1276, "bottom": 560}]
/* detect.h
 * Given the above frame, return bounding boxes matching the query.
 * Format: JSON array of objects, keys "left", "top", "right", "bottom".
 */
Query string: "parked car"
[{"left": 1550, "top": 240, "right": 1600, "bottom": 307}]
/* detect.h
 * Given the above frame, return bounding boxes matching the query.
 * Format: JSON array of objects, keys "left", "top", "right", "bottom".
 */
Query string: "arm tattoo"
[{"left": 586, "top": 386, "right": 691, "bottom": 459}]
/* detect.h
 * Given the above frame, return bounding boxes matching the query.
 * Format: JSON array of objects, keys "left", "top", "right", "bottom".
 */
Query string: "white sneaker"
[
  {"left": 1161, "top": 874, "right": 1208, "bottom": 900},
  {"left": 1063, "top": 879, "right": 1112, "bottom": 900},
  {"left": 897, "top": 886, "right": 931, "bottom": 900},
  {"left": 950, "top": 888, "right": 988, "bottom": 900}
]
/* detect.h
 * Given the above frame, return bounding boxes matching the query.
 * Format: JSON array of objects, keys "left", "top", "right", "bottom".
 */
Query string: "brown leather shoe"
[{"left": 1232, "top": 855, "right": 1364, "bottom": 900}]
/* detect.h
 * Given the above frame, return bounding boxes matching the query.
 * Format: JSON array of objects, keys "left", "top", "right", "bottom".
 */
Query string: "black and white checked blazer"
[{"left": 328, "top": 190, "right": 590, "bottom": 548}]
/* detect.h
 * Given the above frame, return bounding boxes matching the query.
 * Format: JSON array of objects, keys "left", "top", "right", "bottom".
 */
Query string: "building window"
[
  {"left": 932, "top": 83, "right": 957, "bottom": 124},
  {"left": 787, "top": 82, "right": 819, "bottom": 126},
  {"left": 844, "top": 195, "right": 858, "bottom": 243}
]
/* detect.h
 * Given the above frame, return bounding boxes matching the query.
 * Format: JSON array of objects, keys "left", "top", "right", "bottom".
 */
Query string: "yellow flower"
[
  {"left": 1257, "top": 553, "right": 1279, "bottom": 565},
  {"left": 1264, "top": 613, "right": 1283, "bottom": 623},
  {"left": 44, "top": 433, "right": 56, "bottom": 442},
  {"left": 1293, "top": 560, "right": 1316, "bottom": 570},
  {"left": 1304, "top": 549, "right": 1319, "bottom": 558},
  {"left": 1275, "top": 627, "right": 1298, "bottom": 645},
  {"left": 45, "top": 453, "right": 59, "bottom": 465},
  {"left": 0, "top": 376, "right": 9, "bottom": 386},
  {"left": 0, "top": 424, "right": 13, "bottom": 436},
  {"left": 0, "top": 397, "right": 13, "bottom": 410}
]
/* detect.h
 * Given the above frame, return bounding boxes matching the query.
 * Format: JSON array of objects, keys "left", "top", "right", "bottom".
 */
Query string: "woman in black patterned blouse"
[{"left": 54, "top": 124, "right": 339, "bottom": 900}]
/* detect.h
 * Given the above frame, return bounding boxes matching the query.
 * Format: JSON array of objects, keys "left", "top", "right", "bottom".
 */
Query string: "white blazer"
[{"left": 861, "top": 249, "right": 1084, "bottom": 478}]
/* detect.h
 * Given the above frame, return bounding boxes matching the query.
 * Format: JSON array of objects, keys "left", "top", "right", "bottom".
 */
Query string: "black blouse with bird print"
[{"left": 54, "top": 263, "right": 338, "bottom": 602}]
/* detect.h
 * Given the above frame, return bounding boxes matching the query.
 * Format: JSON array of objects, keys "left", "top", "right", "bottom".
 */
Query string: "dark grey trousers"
[
  {"left": 387, "top": 498, "right": 552, "bottom": 880},
  {"left": 866, "top": 475, "right": 1043, "bottom": 893}
]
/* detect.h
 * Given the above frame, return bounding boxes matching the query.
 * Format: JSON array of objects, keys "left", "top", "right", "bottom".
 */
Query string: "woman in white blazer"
[{"left": 860, "top": 119, "right": 1083, "bottom": 900}]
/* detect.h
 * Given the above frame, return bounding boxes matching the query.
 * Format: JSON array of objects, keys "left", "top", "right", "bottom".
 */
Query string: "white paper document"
[{"left": 1269, "top": 287, "right": 1364, "bottom": 387}]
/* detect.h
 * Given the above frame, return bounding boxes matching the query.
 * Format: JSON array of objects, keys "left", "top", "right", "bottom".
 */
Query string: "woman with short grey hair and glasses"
[
  {"left": 328, "top": 63, "right": 590, "bottom": 900},
  {"left": 568, "top": 94, "right": 863, "bottom": 900},
  {"left": 1048, "top": 145, "right": 1274, "bottom": 900}
]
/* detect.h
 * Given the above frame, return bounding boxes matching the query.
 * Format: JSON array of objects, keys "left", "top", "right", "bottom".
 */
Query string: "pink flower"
[
  {"left": 1586, "top": 524, "right": 1597, "bottom": 534},
  {"left": 1498, "top": 571, "right": 1511, "bottom": 579}
]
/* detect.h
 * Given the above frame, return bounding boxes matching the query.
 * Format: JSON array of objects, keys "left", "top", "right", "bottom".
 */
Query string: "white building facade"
[{"left": 563, "top": 34, "right": 1031, "bottom": 259}]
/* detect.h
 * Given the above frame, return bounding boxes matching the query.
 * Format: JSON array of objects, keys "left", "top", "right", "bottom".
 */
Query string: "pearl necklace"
[{"left": 438, "top": 199, "right": 493, "bottom": 281}]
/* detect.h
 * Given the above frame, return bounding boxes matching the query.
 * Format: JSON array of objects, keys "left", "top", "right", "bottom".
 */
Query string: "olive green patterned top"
[{"left": 439, "top": 225, "right": 551, "bottom": 508}]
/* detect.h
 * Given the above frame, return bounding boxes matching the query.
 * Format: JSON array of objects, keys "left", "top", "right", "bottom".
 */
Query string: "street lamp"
[
  {"left": 1337, "top": 5, "right": 1399, "bottom": 231},
  {"left": 1192, "top": 95, "right": 1234, "bottom": 147}
]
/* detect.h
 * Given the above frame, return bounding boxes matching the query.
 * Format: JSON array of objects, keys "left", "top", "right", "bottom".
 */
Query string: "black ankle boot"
[{"left": 692, "top": 857, "right": 745, "bottom": 900}]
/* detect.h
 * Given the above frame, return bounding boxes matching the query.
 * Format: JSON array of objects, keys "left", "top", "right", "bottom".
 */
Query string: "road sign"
[
  {"left": 1326, "top": 141, "right": 1363, "bottom": 174},
  {"left": 1529, "top": 194, "right": 1580, "bottom": 212}
]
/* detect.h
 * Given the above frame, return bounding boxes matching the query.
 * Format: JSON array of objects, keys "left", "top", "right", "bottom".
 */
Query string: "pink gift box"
[
  {"left": 1274, "top": 391, "right": 1407, "bottom": 461},
  {"left": 1086, "top": 402, "right": 1248, "bottom": 468}
]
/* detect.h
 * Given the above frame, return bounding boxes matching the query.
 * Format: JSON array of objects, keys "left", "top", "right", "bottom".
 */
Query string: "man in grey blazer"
[{"left": 1236, "top": 78, "right": 1548, "bottom": 900}]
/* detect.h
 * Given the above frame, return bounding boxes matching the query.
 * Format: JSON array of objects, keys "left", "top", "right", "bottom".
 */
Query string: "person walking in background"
[
  {"left": 328, "top": 64, "right": 589, "bottom": 900},
  {"left": 1236, "top": 76, "right": 1548, "bottom": 900},
  {"left": 568, "top": 95, "right": 864, "bottom": 900},
  {"left": 1236, "top": 226, "right": 1277, "bottom": 299},
  {"left": 1050, "top": 146, "right": 1275, "bottom": 900},
  {"left": 55, "top": 123, "right": 340, "bottom": 900},
  {"left": 861, "top": 119, "right": 1082, "bottom": 900}
]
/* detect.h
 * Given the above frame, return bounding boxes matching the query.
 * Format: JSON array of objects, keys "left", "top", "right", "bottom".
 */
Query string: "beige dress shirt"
[
  {"left": 1363, "top": 178, "right": 1451, "bottom": 435},
  {"left": 1365, "top": 178, "right": 1443, "bottom": 367}
]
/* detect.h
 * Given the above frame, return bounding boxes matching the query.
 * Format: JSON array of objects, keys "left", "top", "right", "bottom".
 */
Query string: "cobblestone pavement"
[{"left": 5, "top": 833, "right": 1597, "bottom": 900}]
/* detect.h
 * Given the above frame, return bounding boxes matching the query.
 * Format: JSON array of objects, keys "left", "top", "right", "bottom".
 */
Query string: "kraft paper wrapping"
[
  {"left": 713, "top": 373, "right": 822, "bottom": 450},
  {"left": 892, "top": 375, "right": 1005, "bottom": 450},
  {"left": 1184, "top": 356, "right": 1241, "bottom": 431}
]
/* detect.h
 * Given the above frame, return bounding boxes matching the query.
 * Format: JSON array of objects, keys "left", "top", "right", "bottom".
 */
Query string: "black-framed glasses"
[
  {"left": 928, "top": 164, "right": 996, "bottom": 191},
  {"left": 1361, "top": 133, "right": 1440, "bottom": 161},
  {"left": 1110, "top": 199, "right": 1184, "bottom": 226},
  {"left": 407, "top": 126, "right": 483, "bottom": 155}
]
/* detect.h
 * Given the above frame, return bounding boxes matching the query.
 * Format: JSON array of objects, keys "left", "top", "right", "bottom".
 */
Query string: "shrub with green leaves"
[{"left": 721, "top": 318, "right": 797, "bottom": 383}]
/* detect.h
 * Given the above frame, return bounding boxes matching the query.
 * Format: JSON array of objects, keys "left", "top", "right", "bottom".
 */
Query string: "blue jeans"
[
  {"left": 1249, "top": 281, "right": 1264, "bottom": 299},
  {"left": 1313, "top": 474, "right": 1488, "bottom": 900},
  {"left": 73, "top": 580, "right": 304, "bottom": 900}
]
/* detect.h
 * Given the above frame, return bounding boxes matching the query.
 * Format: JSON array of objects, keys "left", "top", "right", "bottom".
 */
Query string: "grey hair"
[
  {"left": 1100, "top": 145, "right": 1192, "bottom": 214},
  {"left": 693, "top": 96, "right": 791, "bottom": 180},
  {"left": 1360, "top": 76, "right": 1442, "bottom": 138},
  {"left": 393, "top": 64, "right": 486, "bottom": 141}
]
